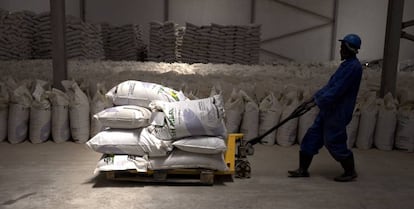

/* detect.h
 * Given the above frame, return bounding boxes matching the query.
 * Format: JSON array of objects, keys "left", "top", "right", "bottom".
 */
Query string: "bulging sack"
[
  {"left": 374, "top": 93, "right": 397, "bottom": 151},
  {"left": 106, "top": 80, "right": 187, "bottom": 107},
  {"left": 147, "top": 94, "right": 227, "bottom": 140},
  {"left": 8, "top": 85, "right": 32, "bottom": 144},
  {"left": 62, "top": 80, "right": 90, "bottom": 143},
  {"left": 8, "top": 104, "right": 30, "bottom": 144},
  {"left": 86, "top": 128, "right": 173, "bottom": 157},
  {"left": 224, "top": 89, "right": 244, "bottom": 133},
  {"left": 395, "top": 106, "right": 414, "bottom": 152},
  {"left": 259, "top": 93, "right": 281, "bottom": 146},
  {"left": 240, "top": 91, "right": 259, "bottom": 141},
  {"left": 49, "top": 88, "right": 71, "bottom": 143},
  {"left": 30, "top": 80, "right": 51, "bottom": 144},
  {"left": 149, "top": 149, "right": 228, "bottom": 171},
  {"left": 94, "top": 105, "right": 152, "bottom": 129},
  {"left": 172, "top": 136, "right": 226, "bottom": 154}
]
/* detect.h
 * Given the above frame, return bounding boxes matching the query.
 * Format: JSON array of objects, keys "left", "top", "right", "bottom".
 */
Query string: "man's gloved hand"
[{"left": 304, "top": 97, "right": 316, "bottom": 109}]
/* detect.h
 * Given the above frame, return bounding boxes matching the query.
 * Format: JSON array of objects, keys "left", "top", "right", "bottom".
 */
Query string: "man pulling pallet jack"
[{"left": 248, "top": 34, "right": 362, "bottom": 182}]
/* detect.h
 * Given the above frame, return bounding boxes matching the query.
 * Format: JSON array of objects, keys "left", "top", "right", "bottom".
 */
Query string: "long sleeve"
[{"left": 314, "top": 61, "right": 361, "bottom": 110}]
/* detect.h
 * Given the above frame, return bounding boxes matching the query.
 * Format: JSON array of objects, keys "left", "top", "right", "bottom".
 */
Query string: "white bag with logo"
[
  {"left": 106, "top": 80, "right": 187, "bottom": 107},
  {"left": 147, "top": 94, "right": 227, "bottom": 140}
]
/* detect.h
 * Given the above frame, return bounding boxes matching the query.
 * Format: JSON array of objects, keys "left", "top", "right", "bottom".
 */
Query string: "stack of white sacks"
[
  {"left": 0, "top": 78, "right": 92, "bottom": 144},
  {"left": 86, "top": 80, "right": 229, "bottom": 173}
]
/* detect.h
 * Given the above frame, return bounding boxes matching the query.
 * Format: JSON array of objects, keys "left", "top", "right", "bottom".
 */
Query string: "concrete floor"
[{"left": 0, "top": 141, "right": 413, "bottom": 209}]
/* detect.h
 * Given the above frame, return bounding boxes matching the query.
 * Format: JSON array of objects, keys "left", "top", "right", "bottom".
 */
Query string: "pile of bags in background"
[
  {"left": 0, "top": 59, "right": 413, "bottom": 153},
  {"left": 0, "top": 78, "right": 93, "bottom": 144},
  {"left": 223, "top": 85, "right": 414, "bottom": 152},
  {"left": 0, "top": 10, "right": 36, "bottom": 60}
]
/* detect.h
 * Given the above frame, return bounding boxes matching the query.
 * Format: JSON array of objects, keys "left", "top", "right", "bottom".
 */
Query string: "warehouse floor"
[{"left": 0, "top": 141, "right": 413, "bottom": 209}]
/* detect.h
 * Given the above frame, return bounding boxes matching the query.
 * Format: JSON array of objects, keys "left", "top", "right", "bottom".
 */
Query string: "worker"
[{"left": 288, "top": 34, "right": 362, "bottom": 182}]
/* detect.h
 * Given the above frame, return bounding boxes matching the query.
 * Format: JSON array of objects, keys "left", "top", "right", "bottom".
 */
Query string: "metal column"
[
  {"left": 380, "top": 0, "right": 404, "bottom": 98},
  {"left": 50, "top": 0, "right": 67, "bottom": 90},
  {"left": 80, "top": 0, "right": 86, "bottom": 22},
  {"left": 164, "top": 0, "right": 169, "bottom": 21},
  {"left": 250, "top": 0, "right": 256, "bottom": 24}
]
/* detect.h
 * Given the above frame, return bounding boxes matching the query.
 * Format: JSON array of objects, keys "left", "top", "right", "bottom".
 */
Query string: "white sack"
[
  {"left": 0, "top": 106, "right": 7, "bottom": 142},
  {"left": 374, "top": 93, "right": 397, "bottom": 151},
  {"left": 148, "top": 94, "right": 227, "bottom": 140},
  {"left": 29, "top": 80, "right": 51, "bottom": 143},
  {"left": 62, "top": 80, "right": 90, "bottom": 143},
  {"left": 240, "top": 91, "right": 260, "bottom": 141},
  {"left": 86, "top": 128, "right": 173, "bottom": 157},
  {"left": 149, "top": 149, "right": 228, "bottom": 171},
  {"left": 346, "top": 106, "right": 360, "bottom": 149},
  {"left": 94, "top": 154, "right": 149, "bottom": 174},
  {"left": 258, "top": 93, "right": 281, "bottom": 146},
  {"left": 224, "top": 89, "right": 244, "bottom": 133},
  {"left": 8, "top": 104, "right": 30, "bottom": 144},
  {"left": 90, "top": 83, "right": 110, "bottom": 137},
  {"left": 94, "top": 105, "right": 151, "bottom": 129},
  {"left": 395, "top": 105, "right": 414, "bottom": 152},
  {"left": 0, "top": 82, "right": 8, "bottom": 141},
  {"left": 106, "top": 80, "right": 187, "bottom": 107},
  {"left": 48, "top": 88, "right": 70, "bottom": 143},
  {"left": 276, "top": 89, "right": 299, "bottom": 147},
  {"left": 172, "top": 136, "right": 226, "bottom": 154},
  {"left": 8, "top": 85, "right": 32, "bottom": 144},
  {"left": 356, "top": 92, "right": 378, "bottom": 150}
]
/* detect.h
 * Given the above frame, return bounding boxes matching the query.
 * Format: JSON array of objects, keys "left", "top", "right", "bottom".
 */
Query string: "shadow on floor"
[{"left": 83, "top": 172, "right": 235, "bottom": 188}]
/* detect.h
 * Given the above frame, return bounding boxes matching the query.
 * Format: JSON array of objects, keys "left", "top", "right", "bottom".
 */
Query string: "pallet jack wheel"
[{"left": 235, "top": 159, "right": 251, "bottom": 178}]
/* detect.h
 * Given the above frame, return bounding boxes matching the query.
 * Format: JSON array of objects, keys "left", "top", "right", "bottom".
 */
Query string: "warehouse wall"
[
  {"left": 0, "top": 0, "right": 80, "bottom": 16},
  {"left": 0, "top": 0, "right": 413, "bottom": 63}
]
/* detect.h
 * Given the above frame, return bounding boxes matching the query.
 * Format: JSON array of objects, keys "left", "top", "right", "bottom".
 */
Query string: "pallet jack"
[
  {"left": 104, "top": 100, "right": 315, "bottom": 184},
  {"left": 230, "top": 100, "right": 316, "bottom": 179}
]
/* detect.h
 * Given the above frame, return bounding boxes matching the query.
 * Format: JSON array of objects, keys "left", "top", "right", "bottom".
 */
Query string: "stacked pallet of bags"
[
  {"left": 0, "top": 10, "right": 36, "bottom": 60},
  {"left": 33, "top": 13, "right": 104, "bottom": 60},
  {"left": 101, "top": 23, "right": 146, "bottom": 61},
  {"left": 148, "top": 21, "right": 179, "bottom": 63},
  {"left": 181, "top": 23, "right": 260, "bottom": 65},
  {"left": 87, "top": 80, "right": 228, "bottom": 174}
]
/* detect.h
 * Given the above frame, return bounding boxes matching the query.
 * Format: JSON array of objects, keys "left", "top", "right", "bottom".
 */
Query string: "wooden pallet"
[{"left": 105, "top": 169, "right": 225, "bottom": 185}]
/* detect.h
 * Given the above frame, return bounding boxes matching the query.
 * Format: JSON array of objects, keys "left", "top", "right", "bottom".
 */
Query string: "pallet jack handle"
[{"left": 247, "top": 99, "right": 316, "bottom": 146}]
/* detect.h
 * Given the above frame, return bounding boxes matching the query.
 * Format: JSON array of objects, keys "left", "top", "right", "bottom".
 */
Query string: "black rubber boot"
[
  {"left": 334, "top": 154, "right": 358, "bottom": 182},
  {"left": 288, "top": 151, "right": 313, "bottom": 177}
]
